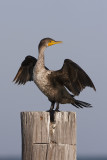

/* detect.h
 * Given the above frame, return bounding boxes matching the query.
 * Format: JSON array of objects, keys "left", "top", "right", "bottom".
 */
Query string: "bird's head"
[{"left": 38, "top": 38, "right": 62, "bottom": 51}]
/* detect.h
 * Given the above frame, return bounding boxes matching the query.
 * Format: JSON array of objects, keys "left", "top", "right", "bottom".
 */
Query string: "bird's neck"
[{"left": 37, "top": 46, "right": 46, "bottom": 67}]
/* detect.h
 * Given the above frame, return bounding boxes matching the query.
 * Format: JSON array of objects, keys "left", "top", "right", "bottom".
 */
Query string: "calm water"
[{"left": 0, "top": 157, "right": 107, "bottom": 160}]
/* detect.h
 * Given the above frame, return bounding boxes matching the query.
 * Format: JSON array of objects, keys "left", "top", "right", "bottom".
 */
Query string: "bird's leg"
[
  {"left": 46, "top": 101, "right": 55, "bottom": 112},
  {"left": 55, "top": 102, "right": 60, "bottom": 112},
  {"left": 50, "top": 102, "right": 55, "bottom": 111}
]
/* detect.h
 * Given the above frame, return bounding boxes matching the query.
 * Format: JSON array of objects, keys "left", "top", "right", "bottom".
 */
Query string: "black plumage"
[
  {"left": 49, "top": 59, "right": 96, "bottom": 96},
  {"left": 13, "top": 38, "right": 96, "bottom": 110},
  {"left": 13, "top": 56, "right": 37, "bottom": 84}
]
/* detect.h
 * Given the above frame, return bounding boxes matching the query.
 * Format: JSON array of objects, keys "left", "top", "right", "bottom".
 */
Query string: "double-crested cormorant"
[{"left": 13, "top": 38, "right": 96, "bottom": 111}]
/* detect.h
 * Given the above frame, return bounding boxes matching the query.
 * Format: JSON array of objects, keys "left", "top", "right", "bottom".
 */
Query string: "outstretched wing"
[
  {"left": 13, "top": 56, "right": 37, "bottom": 84},
  {"left": 49, "top": 59, "right": 96, "bottom": 96}
]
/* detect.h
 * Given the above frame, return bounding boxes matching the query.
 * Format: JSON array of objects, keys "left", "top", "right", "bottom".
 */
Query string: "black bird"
[{"left": 13, "top": 38, "right": 96, "bottom": 111}]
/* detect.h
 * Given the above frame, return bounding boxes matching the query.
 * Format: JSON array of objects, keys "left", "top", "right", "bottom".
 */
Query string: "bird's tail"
[{"left": 72, "top": 99, "right": 92, "bottom": 108}]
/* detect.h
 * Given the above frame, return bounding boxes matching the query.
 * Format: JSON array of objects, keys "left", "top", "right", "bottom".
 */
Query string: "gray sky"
[{"left": 0, "top": 0, "right": 107, "bottom": 157}]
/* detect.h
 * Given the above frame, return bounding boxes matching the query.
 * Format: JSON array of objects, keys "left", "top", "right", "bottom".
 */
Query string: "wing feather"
[
  {"left": 13, "top": 56, "right": 37, "bottom": 84},
  {"left": 49, "top": 59, "right": 96, "bottom": 95}
]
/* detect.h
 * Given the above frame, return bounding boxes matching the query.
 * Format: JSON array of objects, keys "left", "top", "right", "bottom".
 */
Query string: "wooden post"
[{"left": 21, "top": 111, "right": 76, "bottom": 160}]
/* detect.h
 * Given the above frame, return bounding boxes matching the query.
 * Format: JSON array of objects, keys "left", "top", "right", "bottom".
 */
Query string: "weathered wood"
[
  {"left": 32, "top": 144, "right": 76, "bottom": 160},
  {"left": 21, "top": 111, "right": 76, "bottom": 160}
]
